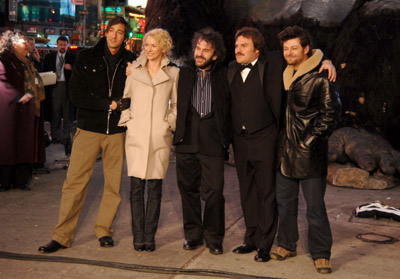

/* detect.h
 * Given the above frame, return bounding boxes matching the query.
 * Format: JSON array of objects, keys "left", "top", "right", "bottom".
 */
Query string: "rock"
[
  {"left": 327, "top": 163, "right": 396, "bottom": 189},
  {"left": 328, "top": 127, "right": 399, "bottom": 175}
]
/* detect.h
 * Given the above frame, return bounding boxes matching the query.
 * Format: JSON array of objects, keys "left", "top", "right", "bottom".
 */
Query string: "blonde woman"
[{"left": 119, "top": 28, "right": 178, "bottom": 252}]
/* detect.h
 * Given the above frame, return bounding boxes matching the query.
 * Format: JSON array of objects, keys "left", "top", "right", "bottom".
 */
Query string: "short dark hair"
[
  {"left": 191, "top": 27, "right": 226, "bottom": 62},
  {"left": 57, "top": 35, "right": 69, "bottom": 44},
  {"left": 235, "top": 27, "right": 265, "bottom": 54},
  {"left": 278, "top": 26, "right": 312, "bottom": 57},
  {"left": 106, "top": 16, "right": 131, "bottom": 39}
]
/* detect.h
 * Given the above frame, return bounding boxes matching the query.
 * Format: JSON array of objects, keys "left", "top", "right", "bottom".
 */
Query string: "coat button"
[{"left": 93, "top": 69, "right": 96, "bottom": 72}]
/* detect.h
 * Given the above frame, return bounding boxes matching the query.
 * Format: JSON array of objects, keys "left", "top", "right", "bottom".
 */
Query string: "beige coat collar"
[
  {"left": 283, "top": 49, "right": 323, "bottom": 91},
  {"left": 132, "top": 55, "right": 171, "bottom": 86}
]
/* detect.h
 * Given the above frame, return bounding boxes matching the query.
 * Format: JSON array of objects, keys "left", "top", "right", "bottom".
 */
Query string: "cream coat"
[{"left": 119, "top": 55, "right": 179, "bottom": 179}]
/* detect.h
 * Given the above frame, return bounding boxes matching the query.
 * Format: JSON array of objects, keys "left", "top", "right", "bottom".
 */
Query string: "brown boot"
[
  {"left": 314, "top": 258, "right": 332, "bottom": 274},
  {"left": 270, "top": 246, "right": 296, "bottom": 260}
]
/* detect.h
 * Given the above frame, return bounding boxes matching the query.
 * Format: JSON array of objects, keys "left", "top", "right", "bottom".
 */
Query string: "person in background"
[
  {"left": 26, "top": 36, "right": 47, "bottom": 169},
  {"left": 38, "top": 16, "right": 135, "bottom": 253},
  {"left": 119, "top": 28, "right": 178, "bottom": 252},
  {"left": 0, "top": 31, "right": 45, "bottom": 192},
  {"left": 26, "top": 37, "right": 42, "bottom": 72},
  {"left": 43, "top": 35, "right": 75, "bottom": 150}
]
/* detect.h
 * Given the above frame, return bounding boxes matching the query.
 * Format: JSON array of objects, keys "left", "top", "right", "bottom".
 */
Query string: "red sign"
[{"left": 71, "top": 0, "right": 84, "bottom": 5}]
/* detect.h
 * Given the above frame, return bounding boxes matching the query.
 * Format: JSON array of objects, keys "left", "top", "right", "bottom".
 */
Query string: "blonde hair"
[{"left": 142, "top": 28, "right": 173, "bottom": 56}]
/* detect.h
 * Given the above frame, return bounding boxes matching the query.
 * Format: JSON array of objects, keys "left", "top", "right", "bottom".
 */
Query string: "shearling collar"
[{"left": 283, "top": 49, "right": 323, "bottom": 91}]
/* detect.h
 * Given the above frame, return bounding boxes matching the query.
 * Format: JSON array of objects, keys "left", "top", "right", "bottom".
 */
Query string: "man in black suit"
[
  {"left": 173, "top": 28, "right": 231, "bottom": 255},
  {"left": 228, "top": 27, "right": 336, "bottom": 262},
  {"left": 43, "top": 36, "right": 75, "bottom": 145}
]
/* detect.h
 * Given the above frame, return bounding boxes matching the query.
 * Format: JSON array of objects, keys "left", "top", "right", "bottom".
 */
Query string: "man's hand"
[
  {"left": 319, "top": 60, "right": 336, "bottom": 82},
  {"left": 32, "top": 49, "right": 40, "bottom": 62},
  {"left": 126, "top": 62, "right": 132, "bottom": 76},
  {"left": 110, "top": 100, "right": 118, "bottom": 110},
  {"left": 64, "top": 63, "right": 72, "bottom": 70},
  {"left": 112, "top": 98, "right": 131, "bottom": 111}
]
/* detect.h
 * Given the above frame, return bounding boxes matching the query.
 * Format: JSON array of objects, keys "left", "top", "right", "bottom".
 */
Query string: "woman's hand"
[{"left": 18, "top": 94, "right": 33, "bottom": 104}]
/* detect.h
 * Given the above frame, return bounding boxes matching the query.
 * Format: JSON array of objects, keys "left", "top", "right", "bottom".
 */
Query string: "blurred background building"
[{"left": 0, "top": 0, "right": 146, "bottom": 52}]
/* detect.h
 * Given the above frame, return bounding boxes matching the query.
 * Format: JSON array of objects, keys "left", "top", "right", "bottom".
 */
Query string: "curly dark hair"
[
  {"left": 191, "top": 27, "right": 226, "bottom": 62},
  {"left": 0, "top": 30, "right": 26, "bottom": 54},
  {"left": 235, "top": 27, "right": 265, "bottom": 54},
  {"left": 278, "top": 26, "right": 313, "bottom": 57}
]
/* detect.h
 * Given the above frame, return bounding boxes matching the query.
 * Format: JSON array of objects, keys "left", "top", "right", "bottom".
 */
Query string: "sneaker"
[
  {"left": 314, "top": 258, "right": 332, "bottom": 274},
  {"left": 355, "top": 201, "right": 400, "bottom": 221},
  {"left": 270, "top": 246, "right": 296, "bottom": 260}
]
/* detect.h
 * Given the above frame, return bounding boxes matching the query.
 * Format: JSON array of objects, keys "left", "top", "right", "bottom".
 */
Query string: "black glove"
[{"left": 113, "top": 98, "right": 131, "bottom": 111}]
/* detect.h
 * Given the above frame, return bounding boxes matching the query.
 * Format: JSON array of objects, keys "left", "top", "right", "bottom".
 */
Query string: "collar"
[
  {"left": 134, "top": 54, "right": 171, "bottom": 69},
  {"left": 283, "top": 49, "right": 323, "bottom": 91}
]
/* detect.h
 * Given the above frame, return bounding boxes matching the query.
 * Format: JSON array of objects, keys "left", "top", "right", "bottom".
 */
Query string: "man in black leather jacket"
[
  {"left": 270, "top": 26, "right": 341, "bottom": 274},
  {"left": 38, "top": 16, "right": 135, "bottom": 253}
]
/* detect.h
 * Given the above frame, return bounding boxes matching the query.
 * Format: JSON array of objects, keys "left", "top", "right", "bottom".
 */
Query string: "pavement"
[{"left": 0, "top": 142, "right": 399, "bottom": 279}]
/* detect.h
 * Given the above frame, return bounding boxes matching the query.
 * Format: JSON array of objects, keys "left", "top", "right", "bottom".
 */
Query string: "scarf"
[{"left": 14, "top": 51, "right": 45, "bottom": 117}]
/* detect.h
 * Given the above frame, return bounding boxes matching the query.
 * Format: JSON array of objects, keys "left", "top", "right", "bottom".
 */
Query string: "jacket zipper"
[{"left": 103, "top": 57, "right": 123, "bottom": 134}]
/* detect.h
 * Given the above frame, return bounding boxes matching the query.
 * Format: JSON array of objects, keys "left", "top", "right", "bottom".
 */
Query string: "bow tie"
[{"left": 240, "top": 64, "right": 253, "bottom": 71}]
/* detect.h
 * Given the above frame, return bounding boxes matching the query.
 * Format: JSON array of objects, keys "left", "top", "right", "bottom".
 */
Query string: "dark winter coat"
[
  {"left": 173, "top": 59, "right": 231, "bottom": 151},
  {"left": 69, "top": 37, "right": 135, "bottom": 134},
  {"left": 278, "top": 50, "right": 341, "bottom": 179},
  {"left": 0, "top": 53, "right": 35, "bottom": 165}
]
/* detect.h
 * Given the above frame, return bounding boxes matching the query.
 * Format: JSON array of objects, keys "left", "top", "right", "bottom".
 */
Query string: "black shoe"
[
  {"left": 134, "top": 243, "right": 144, "bottom": 251},
  {"left": 38, "top": 240, "right": 66, "bottom": 253},
  {"left": 254, "top": 248, "right": 270, "bottom": 262},
  {"left": 99, "top": 236, "right": 114, "bottom": 247},
  {"left": 183, "top": 239, "right": 203, "bottom": 250},
  {"left": 207, "top": 243, "right": 223, "bottom": 255},
  {"left": 19, "top": 184, "right": 31, "bottom": 191},
  {"left": 232, "top": 244, "right": 256, "bottom": 254},
  {"left": 0, "top": 186, "right": 10, "bottom": 192},
  {"left": 144, "top": 242, "right": 155, "bottom": 252}
]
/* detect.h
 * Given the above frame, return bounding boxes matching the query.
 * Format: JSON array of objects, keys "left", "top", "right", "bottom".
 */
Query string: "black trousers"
[
  {"left": 232, "top": 125, "right": 278, "bottom": 251},
  {"left": 51, "top": 82, "right": 70, "bottom": 143},
  {"left": 275, "top": 171, "right": 332, "bottom": 260},
  {"left": 176, "top": 152, "right": 225, "bottom": 245},
  {"left": 0, "top": 164, "right": 32, "bottom": 189},
  {"left": 130, "top": 177, "right": 162, "bottom": 245}
]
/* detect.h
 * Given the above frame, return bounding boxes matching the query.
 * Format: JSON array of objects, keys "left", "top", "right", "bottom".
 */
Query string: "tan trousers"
[{"left": 52, "top": 128, "right": 125, "bottom": 247}]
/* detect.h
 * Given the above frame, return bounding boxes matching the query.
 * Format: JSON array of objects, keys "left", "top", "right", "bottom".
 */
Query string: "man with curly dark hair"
[{"left": 174, "top": 27, "right": 231, "bottom": 255}]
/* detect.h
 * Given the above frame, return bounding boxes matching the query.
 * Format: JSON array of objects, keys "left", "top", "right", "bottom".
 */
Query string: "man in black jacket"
[
  {"left": 270, "top": 26, "right": 341, "bottom": 274},
  {"left": 38, "top": 16, "right": 135, "bottom": 253},
  {"left": 43, "top": 36, "right": 75, "bottom": 144},
  {"left": 174, "top": 28, "right": 231, "bottom": 255}
]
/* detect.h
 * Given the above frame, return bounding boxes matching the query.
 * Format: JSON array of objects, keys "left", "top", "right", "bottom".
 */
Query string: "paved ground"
[{"left": 0, "top": 143, "right": 399, "bottom": 279}]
